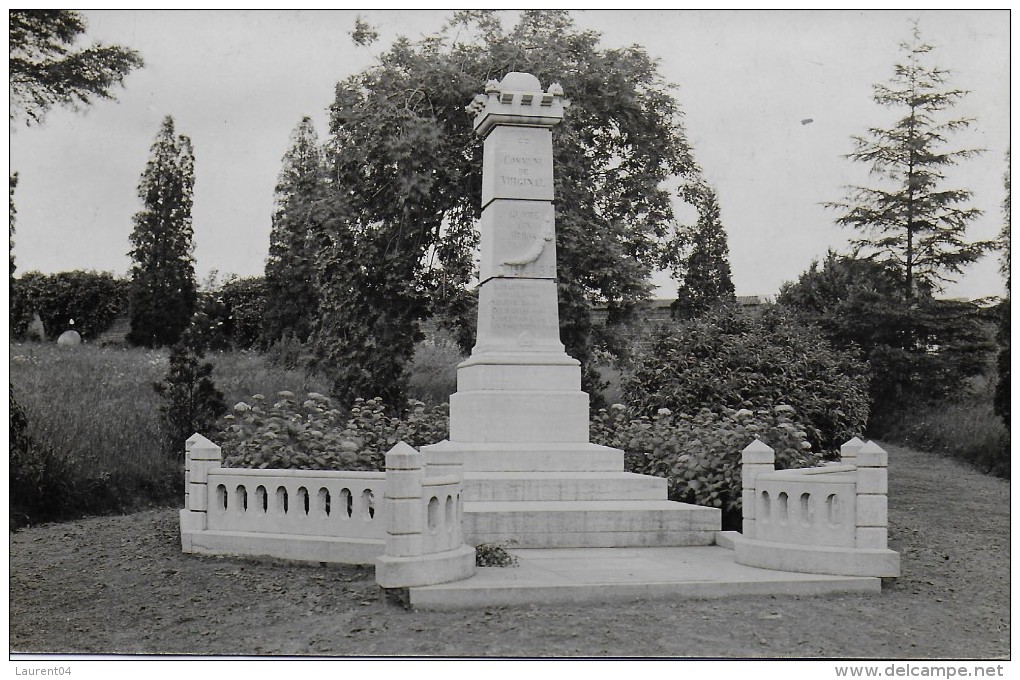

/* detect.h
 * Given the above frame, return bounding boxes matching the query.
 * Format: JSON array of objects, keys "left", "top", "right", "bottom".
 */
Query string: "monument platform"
[
  {"left": 404, "top": 541, "right": 882, "bottom": 610},
  {"left": 425, "top": 441, "right": 722, "bottom": 548}
]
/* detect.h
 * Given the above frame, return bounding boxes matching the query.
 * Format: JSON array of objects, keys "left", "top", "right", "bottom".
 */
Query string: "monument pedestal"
[
  {"left": 443, "top": 72, "right": 721, "bottom": 548},
  {"left": 424, "top": 438, "right": 720, "bottom": 548}
]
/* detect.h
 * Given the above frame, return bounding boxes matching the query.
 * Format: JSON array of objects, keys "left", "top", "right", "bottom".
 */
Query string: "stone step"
[
  {"left": 406, "top": 545, "right": 881, "bottom": 610},
  {"left": 463, "top": 499, "right": 722, "bottom": 548},
  {"left": 462, "top": 471, "right": 666, "bottom": 502},
  {"left": 423, "top": 441, "right": 624, "bottom": 472}
]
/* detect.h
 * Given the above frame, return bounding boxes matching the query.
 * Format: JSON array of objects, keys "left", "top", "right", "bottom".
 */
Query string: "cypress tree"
[
  {"left": 127, "top": 115, "right": 197, "bottom": 347},
  {"left": 262, "top": 116, "right": 327, "bottom": 346},
  {"left": 670, "top": 180, "right": 735, "bottom": 318}
]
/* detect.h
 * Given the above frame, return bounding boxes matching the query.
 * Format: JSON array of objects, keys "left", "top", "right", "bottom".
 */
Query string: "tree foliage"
[
  {"left": 127, "top": 116, "right": 197, "bottom": 347},
  {"left": 263, "top": 117, "right": 328, "bottom": 346},
  {"left": 622, "top": 303, "right": 870, "bottom": 453},
  {"left": 9, "top": 10, "right": 143, "bottom": 127},
  {"left": 778, "top": 251, "right": 994, "bottom": 428},
  {"left": 182, "top": 275, "right": 267, "bottom": 352},
  {"left": 316, "top": 10, "right": 715, "bottom": 405},
  {"left": 994, "top": 151, "right": 1010, "bottom": 430},
  {"left": 10, "top": 173, "right": 19, "bottom": 329},
  {"left": 668, "top": 180, "right": 735, "bottom": 318},
  {"left": 826, "top": 25, "right": 988, "bottom": 298}
]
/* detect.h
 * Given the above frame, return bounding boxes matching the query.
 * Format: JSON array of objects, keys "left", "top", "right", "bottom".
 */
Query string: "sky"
[{"left": 8, "top": 9, "right": 1012, "bottom": 300}]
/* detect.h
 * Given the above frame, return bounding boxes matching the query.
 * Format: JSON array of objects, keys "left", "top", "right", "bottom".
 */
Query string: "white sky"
[{"left": 8, "top": 9, "right": 1012, "bottom": 299}]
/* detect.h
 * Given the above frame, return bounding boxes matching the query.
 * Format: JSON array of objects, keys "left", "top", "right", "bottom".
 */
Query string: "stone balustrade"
[
  {"left": 206, "top": 469, "right": 385, "bottom": 539},
  {"left": 180, "top": 434, "right": 476, "bottom": 587},
  {"left": 376, "top": 442, "right": 476, "bottom": 588},
  {"left": 733, "top": 437, "right": 900, "bottom": 578}
]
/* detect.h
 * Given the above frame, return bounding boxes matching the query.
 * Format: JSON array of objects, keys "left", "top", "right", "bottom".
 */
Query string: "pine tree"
[
  {"left": 994, "top": 151, "right": 1009, "bottom": 431},
  {"left": 10, "top": 10, "right": 143, "bottom": 127},
  {"left": 827, "top": 24, "right": 988, "bottom": 298},
  {"left": 127, "top": 116, "right": 197, "bottom": 347},
  {"left": 262, "top": 117, "right": 327, "bottom": 346},
  {"left": 669, "top": 180, "right": 735, "bottom": 318}
]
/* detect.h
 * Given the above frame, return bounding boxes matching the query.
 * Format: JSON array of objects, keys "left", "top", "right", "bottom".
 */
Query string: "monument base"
[{"left": 422, "top": 440, "right": 722, "bottom": 548}]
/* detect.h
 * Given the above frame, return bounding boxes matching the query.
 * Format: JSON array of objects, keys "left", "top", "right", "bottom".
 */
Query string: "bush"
[
  {"left": 184, "top": 291, "right": 232, "bottom": 352},
  {"left": 153, "top": 344, "right": 227, "bottom": 460},
  {"left": 264, "top": 334, "right": 316, "bottom": 370},
  {"left": 475, "top": 543, "right": 518, "bottom": 567},
  {"left": 622, "top": 303, "right": 869, "bottom": 453},
  {"left": 11, "top": 270, "right": 128, "bottom": 340},
  {"left": 219, "top": 394, "right": 449, "bottom": 472},
  {"left": 994, "top": 297, "right": 1009, "bottom": 431},
  {"left": 407, "top": 330, "right": 465, "bottom": 406},
  {"left": 221, "top": 276, "right": 266, "bottom": 350},
  {"left": 875, "top": 374, "right": 1010, "bottom": 478},
  {"left": 10, "top": 382, "right": 64, "bottom": 526},
  {"left": 592, "top": 404, "right": 821, "bottom": 525},
  {"left": 183, "top": 276, "right": 267, "bottom": 352},
  {"left": 778, "top": 252, "right": 995, "bottom": 428}
]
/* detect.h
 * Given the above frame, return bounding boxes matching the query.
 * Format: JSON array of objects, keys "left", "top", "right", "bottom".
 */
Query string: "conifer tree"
[
  {"left": 994, "top": 151, "right": 1009, "bottom": 430},
  {"left": 669, "top": 180, "right": 735, "bottom": 317},
  {"left": 263, "top": 117, "right": 327, "bottom": 346},
  {"left": 127, "top": 116, "right": 197, "bottom": 347},
  {"left": 827, "top": 25, "right": 988, "bottom": 298},
  {"left": 10, "top": 174, "right": 18, "bottom": 282},
  {"left": 10, "top": 10, "right": 143, "bottom": 126}
]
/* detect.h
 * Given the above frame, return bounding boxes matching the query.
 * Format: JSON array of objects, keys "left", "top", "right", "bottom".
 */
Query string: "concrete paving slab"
[{"left": 407, "top": 545, "right": 881, "bottom": 609}]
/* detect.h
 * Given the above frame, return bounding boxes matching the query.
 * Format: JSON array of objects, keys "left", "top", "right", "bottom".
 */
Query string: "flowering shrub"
[
  {"left": 219, "top": 393, "right": 449, "bottom": 471},
  {"left": 591, "top": 403, "right": 823, "bottom": 520}
]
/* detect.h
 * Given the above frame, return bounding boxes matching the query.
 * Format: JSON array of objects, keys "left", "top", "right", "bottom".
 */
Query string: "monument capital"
[{"left": 466, "top": 71, "right": 569, "bottom": 138}]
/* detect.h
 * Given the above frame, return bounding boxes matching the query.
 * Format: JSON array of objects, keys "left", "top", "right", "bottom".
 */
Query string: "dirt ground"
[{"left": 9, "top": 443, "right": 1010, "bottom": 658}]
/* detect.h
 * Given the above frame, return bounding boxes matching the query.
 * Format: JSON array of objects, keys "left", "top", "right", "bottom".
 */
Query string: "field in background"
[
  {"left": 875, "top": 374, "right": 1010, "bottom": 477},
  {"left": 9, "top": 342, "right": 334, "bottom": 527}
]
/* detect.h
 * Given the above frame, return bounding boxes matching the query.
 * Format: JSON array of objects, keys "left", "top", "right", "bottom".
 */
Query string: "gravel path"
[{"left": 9, "top": 443, "right": 1009, "bottom": 658}]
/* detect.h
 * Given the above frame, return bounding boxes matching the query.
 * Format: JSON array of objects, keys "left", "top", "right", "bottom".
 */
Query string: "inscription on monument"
[
  {"left": 478, "top": 200, "right": 557, "bottom": 282},
  {"left": 474, "top": 279, "right": 562, "bottom": 351},
  {"left": 482, "top": 127, "right": 554, "bottom": 205},
  {"left": 489, "top": 285, "right": 557, "bottom": 334}
]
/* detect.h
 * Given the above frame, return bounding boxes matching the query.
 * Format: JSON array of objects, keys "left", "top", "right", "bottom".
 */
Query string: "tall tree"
[
  {"left": 826, "top": 24, "right": 988, "bottom": 298},
  {"left": 999, "top": 150, "right": 1011, "bottom": 280},
  {"left": 316, "top": 10, "right": 705, "bottom": 405},
  {"left": 10, "top": 173, "right": 18, "bottom": 282},
  {"left": 10, "top": 173, "right": 19, "bottom": 330},
  {"left": 994, "top": 151, "right": 1009, "bottom": 430},
  {"left": 9, "top": 10, "right": 143, "bottom": 127},
  {"left": 127, "top": 116, "right": 197, "bottom": 347},
  {"left": 668, "top": 179, "right": 735, "bottom": 318},
  {"left": 262, "top": 117, "right": 328, "bottom": 346}
]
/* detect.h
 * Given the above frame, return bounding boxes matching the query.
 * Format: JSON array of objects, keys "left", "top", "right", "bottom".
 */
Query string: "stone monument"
[
  {"left": 57, "top": 319, "right": 82, "bottom": 346},
  {"left": 422, "top": 73, "right": 721, "bottom": 548}
]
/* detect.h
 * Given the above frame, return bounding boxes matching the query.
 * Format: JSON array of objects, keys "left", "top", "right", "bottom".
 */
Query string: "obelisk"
[{"left": 450, "top": 72, "right": 591, "bottom": 445}]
